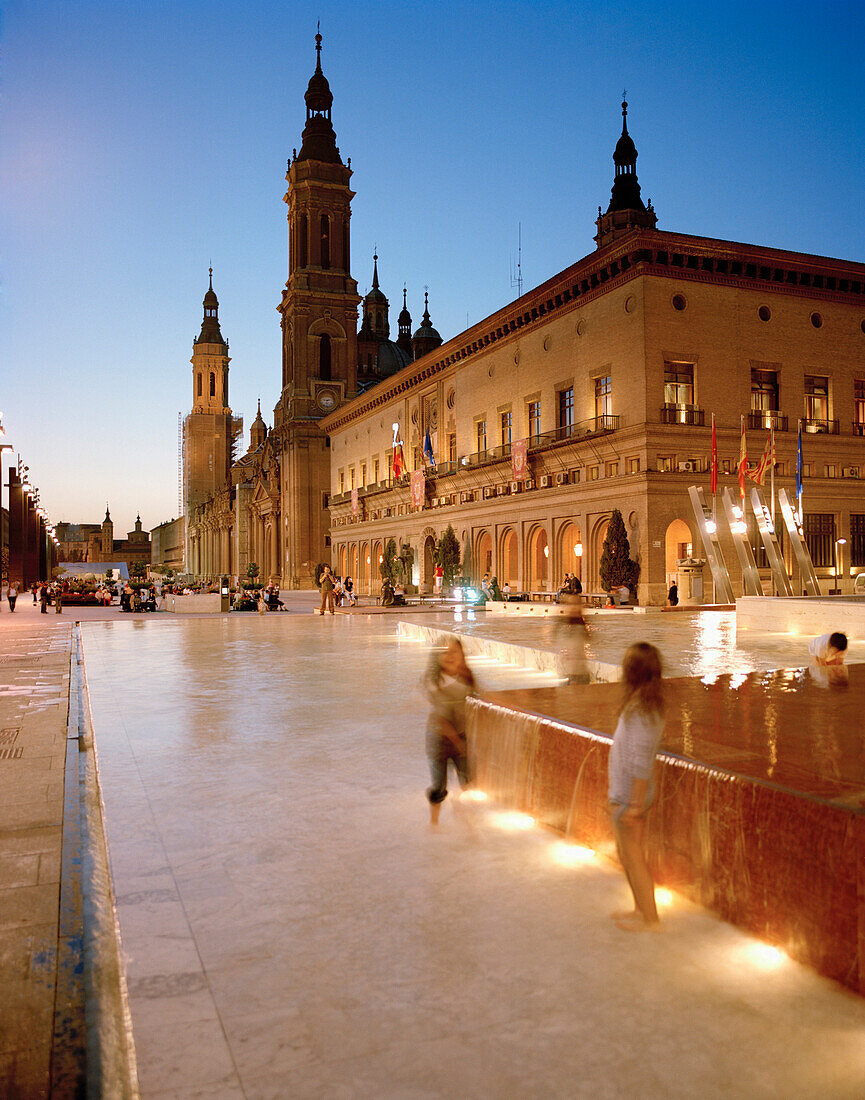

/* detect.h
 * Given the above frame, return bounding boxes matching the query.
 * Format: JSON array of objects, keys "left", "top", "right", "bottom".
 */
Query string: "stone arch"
[
  {"left": 557, "top": 521, "right": 583, "bottom": 585},
  {"left": 422, "top": 533, "right": 437, "bottom": 593},
  {"left": 348, "top": 544, "right": 359, "bottom": 584},
  {"left": 337, "top": 544, "right": 347, "bottom": 577},
  {"left": 526, "top": 524, "right": 549, "bottom": 591},
  {"left": 665, "top": 518, "right": 693, "bottom": 583},
  {"left": 372, "top": 539, "right": 384, "bottom": 590},
  {"left": 308, "top": 316, "right": 347, "bottom": 340},
  {"left": 474, "top": 530, "right": 492, "bottom": 584},
  {"left": 590, "top": 514, "right": 612, "bottom": 592},
  {"left": 498, "top": 527, "right": 519, "bottom": 589}
]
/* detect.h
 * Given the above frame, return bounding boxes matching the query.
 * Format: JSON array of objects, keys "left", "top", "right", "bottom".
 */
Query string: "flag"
[
  {"left": 710, "top": 413, "right": 718, "bottom": 495},
  {"left": 737, "top": 417, "right": 748, "bottom": 500},
  {"left": 511, "top": 439, "right": 528, "bottom": 481},
  {"left": 410, "top": 470, "right": 425, "bottom": 508},
  {"left": 796, "top": 422, "right": 804, "bottom": 517},
  {"left": 351, "top": 487, "right": 358, "bottom": 516},
  {"left": 748, "top": 433, "right": 773, "bottom": 486},
  {"left": 423, "top": 429, "right": 435, "bottom": 466},
  {"left": 392, "top": 442, "right": 404, "bottom": 480}
]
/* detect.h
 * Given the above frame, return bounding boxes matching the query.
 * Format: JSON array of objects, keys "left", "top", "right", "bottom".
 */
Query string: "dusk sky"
[{"left": 2, "top": 0, "right": 864, "bottom": 537}]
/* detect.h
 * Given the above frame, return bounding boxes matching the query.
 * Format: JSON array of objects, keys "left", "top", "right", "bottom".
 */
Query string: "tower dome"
[
  {"left": 297, "top": 32, "right": 342, "bottom": 165},
  {"left": 411, "top": 290, "right": 442, "bottom": 361},
  {"left": 595, "top": 98, "right": 657, "bottom": 248},
  {"left": 196, "top": 269, "right": 226, "bottom": 346}
]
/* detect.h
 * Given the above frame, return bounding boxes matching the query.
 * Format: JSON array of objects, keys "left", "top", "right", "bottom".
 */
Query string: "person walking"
[
  {"left": 318, "top": 565, "right": 336, "bottom": 615},
  {"left": 40, "top": 584, "right": 49, "bottom": 614},
  {"left": 423, "top": 639, "right": 476, "bottom": 826},
  {"left": 54, "top": 585, "right": 63, "bottom": 614},
  {"left": 32, "top": 584, "right": 38, "bottom": 605},
  {"left": 7, "top": 583, "right": 18, "bottom": 612},
  {"left": 667, "top": 580, "right": 679, "bottom": 607},
  {"left": 608, "top": 642, "right": 665, "bottom": 931}
]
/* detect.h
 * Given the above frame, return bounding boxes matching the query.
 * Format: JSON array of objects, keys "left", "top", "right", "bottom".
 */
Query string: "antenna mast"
[
  {"left": 510, "top": 222, "right": 523, "bottom": 299},
  {"left": 177, "top": 412, "right": 183, "bottom": 517}
]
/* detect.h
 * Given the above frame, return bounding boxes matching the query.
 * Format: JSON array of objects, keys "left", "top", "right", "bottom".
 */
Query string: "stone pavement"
[
  {"left": 82, "top": 610, "right": 865, "bottom": 1098},
  {"left": 0, "top": 602, "right": 73, "bottom": 1097}
]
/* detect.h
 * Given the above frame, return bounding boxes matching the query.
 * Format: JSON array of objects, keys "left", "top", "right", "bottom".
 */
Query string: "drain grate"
[
  {"left": 0, "top": 728, "right": 20, "bottom": 744},
  {"left": 0, "top": 746, "right": 24, "bottom": 760}
]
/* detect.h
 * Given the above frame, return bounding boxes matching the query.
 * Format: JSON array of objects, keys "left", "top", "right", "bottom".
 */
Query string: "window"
[
  {"left": 360, "top": 463, "right": 366, "bottom": 487},
  {"left": 342, "top": 219, "right": 349, "bottom": 272},
  {"left": 558, "top": 387, "right": 574, "bottom": 430},
  {"left": 197, "top": 374, "right": 202, "bottom": 398},
  {"left": 627, "top": 456, "right": 640, "bottom": 474},
  {"left": 339, "top": 470, "right": 345, "bottom": 493},
  {"left": 387, "top": 452, "right": 393, "bottom": 480},
  {"left": 349, "top": 468, "right": 355, "bottom": 490},
  {"left": 851, "top": 514, "right": 865, "bottom": 567},
  {"left": 855, "top": 381, "right": 865, "bottom": 434},
  {"left": 527, "top": 400, "right": 541, "bottom": 441},
  {"left": 588, "top": 465, "right": 599, "bottom": 481},
  {"left": 751, "top": 369, "right": 779, "bottom": 413},
  {"left": 825, "top": 464, "right": 837, "bottom": 478},
  {"left": 500, "top": 410, "right": 512, "bottom": 446},
  {"left": 803, "top": 513, "right": 835, "bottom": 568},
  {"left": 657, "top": 455, "right": 674, "bottom": 472},
  {"left": 413, "top": 446, "right": 421, "bottom": 470},
  {"left": 299, "top": 213, "right": 308, "bottom": 268},
  {"left": 209, "top": 372, "right": 216, "bottom": 397},
  {"left": 476, "top": 420, "right": 487, "bottom": 454},
  {"left": 664, "top": 362, "right": 694, "bottom": 406},
  {"left": 595, "top": 376, "right": 612, "bottom": 419},
  {"left": 605, "top": 460, "right": 618, "bottom": 477},
  {"left": 805, "top": 375, "right": 829, "bottom": 421},
  {"left": 320, "top": 215, "right": 330, "bottom": 269},
  {"left": 448, "top": 433, "right": 457, "bottom": 464},
  {"left": 319, "top": 333, "right": 332, "bottom": 380},
  {"left": 373, "top": 459, "right": 380, "bottom": 483}
]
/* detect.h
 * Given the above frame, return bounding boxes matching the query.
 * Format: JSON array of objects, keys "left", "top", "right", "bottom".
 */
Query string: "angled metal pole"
[
  {"left": 688, "top": 485, "right": 735, "bottom": 604},
  {"left": 749, "top": 486, "right": 793, "bottom": 596},
  {"left": 721, "top": 487, "right": 763, "bottom": 596},
  {"left": 777, "top": 488, "right": 821, "bottom": 595}
]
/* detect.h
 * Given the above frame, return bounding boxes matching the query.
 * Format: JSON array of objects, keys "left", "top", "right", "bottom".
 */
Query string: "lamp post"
[
  {"left": 574, "top": 541, "right": 583, "bottom": 583},
  {"left": 835, "top": 537, "right": 847, "bottom": 594}
]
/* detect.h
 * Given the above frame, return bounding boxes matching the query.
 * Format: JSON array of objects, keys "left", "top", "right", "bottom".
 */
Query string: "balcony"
[
  {"left": 802, "top": 418, "right": 840, "bottom": 435},
  {"left": 747, "top": 411, "right": 788, "bottom": 431},
  {"left": 529, "top": 414, "right": 620, "bottom": 449},
  {"left": 464, "top": 442, "right": 512, "bottom": 467},
  {"left": 853, "top": 422, "right": 865, "bottom": 437},
  {"left": 660, "top": 403, "right": 705, "bottom": 426}
]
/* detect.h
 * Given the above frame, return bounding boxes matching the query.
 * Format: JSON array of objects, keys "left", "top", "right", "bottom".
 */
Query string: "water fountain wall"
[{"left": 468, "top": 697, "right": 865, "bottom": 997}]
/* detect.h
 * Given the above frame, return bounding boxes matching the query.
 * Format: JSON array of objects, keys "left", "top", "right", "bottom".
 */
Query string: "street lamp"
[{"left": 835, "top": 538, "right": 847, "bottom": 594}]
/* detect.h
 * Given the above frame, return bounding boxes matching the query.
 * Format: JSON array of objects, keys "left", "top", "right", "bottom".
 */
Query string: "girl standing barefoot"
[
  {"left": 424, "top": 640, "right": 476, "bottom": 826},
  {"left": 608, "top": 642, "right": 665, "bottom": 930}
]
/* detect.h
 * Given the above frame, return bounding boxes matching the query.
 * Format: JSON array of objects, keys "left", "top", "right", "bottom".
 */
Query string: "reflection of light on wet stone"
[{"left": 550, "top": 841, "right": 596, "bottom": 866}]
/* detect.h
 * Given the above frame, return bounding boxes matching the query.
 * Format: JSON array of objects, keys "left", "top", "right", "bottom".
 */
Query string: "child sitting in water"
[
  {"left": 423, "top": 639, "right": 476, "bottom": 826},
  {"left": 808, "top": 632, "right": 848, "bottom": 666},
  {"left": 608, "top": 642, "right": 665, "bottom": 931}
]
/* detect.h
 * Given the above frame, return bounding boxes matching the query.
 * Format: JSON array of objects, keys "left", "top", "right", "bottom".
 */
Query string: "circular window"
[
  {"left": 513, "top": 350, "right": 521, "bottom": 366},
  {"left": 811, "top": 312, "right": 823, "bottom": 328},
  {"left": 576, "top": 319, "right": 586, "bottom": 336},
  {"left": 411, "top": 408, "right": 419, "bottom": 425},
  {"left": 446, "top": 389, "right": 455, "bottom": 410},
  {"left": 758, "top": 306, "right": 771, "bottom": 322},
  {"left": 624, "top": 295, "right": 635, "bottom": 313},
  {"left": 488, "top": 364, "right": 494, "bottom": 379},
  {"left": 543, "top": 335, "right": 552, "bottom": 351},
  {"left": 628, "top": 511, "right": 638, "bottom": 528},
  {"left": 672, "top": 294, "right": 687, "bottom": 312}
]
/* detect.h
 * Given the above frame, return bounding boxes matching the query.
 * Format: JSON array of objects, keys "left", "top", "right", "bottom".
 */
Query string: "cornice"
[{"left": 321, "top": 228, "right": 865, "bottom": 435}]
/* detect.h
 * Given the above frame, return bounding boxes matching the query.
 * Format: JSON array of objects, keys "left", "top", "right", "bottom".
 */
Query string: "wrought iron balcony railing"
[
  {"left": 802, "top": 418, "right": 840, "bottom": 435},
  {"left": 660, "top": 403, "right": 705, "bottom": 426},
  {"left": 747, "top": 411, "right": 788, "bottom": 431}
]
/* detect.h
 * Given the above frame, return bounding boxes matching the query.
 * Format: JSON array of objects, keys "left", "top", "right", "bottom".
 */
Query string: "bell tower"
[
  {"left": 275, "top": 32, "right": 360, "bottom": 587},
  {"left": 595, "top": 98, "right": 657, "bottom": 248}
]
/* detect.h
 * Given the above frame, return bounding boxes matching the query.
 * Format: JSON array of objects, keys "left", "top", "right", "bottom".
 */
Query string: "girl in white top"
[{"left": 608, "top": 642, "right": 665, "bottom": 930}]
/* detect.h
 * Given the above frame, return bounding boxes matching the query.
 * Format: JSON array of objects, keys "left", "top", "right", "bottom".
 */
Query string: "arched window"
[
  {"left": 197, "top": 373, "right": 202, "bottom": 397},
  {"left": 319, "top": 333, "right": 332, "bottom": 380},
  {"left": 209, "top": 372, "right": 216, "bottom": 397},
  {"left": 320, "top": 214, "right": 330, "bottom": 269},
  {"left": 342, "top": 219, "right": 349, "bottom": 272},
  {"left": 376, "top": 311, "right": 382, "bottom": 330},
  {"left": 299, "top": 213, "right": 308, "bottom": 268}
]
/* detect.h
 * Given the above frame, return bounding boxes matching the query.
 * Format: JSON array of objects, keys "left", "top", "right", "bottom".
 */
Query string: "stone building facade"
[
  {"left": 56, "top": 508, "right": 152, "bottom": 572},
  {"left": 322, "top": 104, "right": 865, "bottom": 605},
  {"left": 182, "top": 42, "right": 865, "bottom": 602}
]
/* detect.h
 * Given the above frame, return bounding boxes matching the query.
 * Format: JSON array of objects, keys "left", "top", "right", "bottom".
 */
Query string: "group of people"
[
  {"left": 317, "top": 566, "right": 358, "bottom": 614},
  {"left": 422, "top": 622, "right": 853, "bottom": 932}
]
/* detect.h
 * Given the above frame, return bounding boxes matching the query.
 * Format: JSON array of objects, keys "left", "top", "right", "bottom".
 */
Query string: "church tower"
[
  {"left": 101, "top": 506, "right": 113, "bottom": 557},
  {"left": 275, "top": 32, "right": 361, "bottom": 587},
  {"left": 595, "top": 99, "right": 657, "bottom": 248},
  {"left": 182, "top": 271, "right": 241, "bottom": 521}
]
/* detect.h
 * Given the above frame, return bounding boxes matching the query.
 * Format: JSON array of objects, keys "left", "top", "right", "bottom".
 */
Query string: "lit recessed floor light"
[
  {"left": 655, "top": 887, "right": 674, "bottom": 907},
  {"left": 492, "top": 811, "right": 535, "bottom": 831},
  {"left": 744, "top": 942, "right": 786, "bottom": 969},
  {"left": 460, "top": 789, "right": 488, "bottom": 802},
  {"left": 551, "top": 841, "right": 596, "bottom": 866}
]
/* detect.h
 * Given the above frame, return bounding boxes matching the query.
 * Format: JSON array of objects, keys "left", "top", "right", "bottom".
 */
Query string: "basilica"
[{"left": 183, "top": 35, "right": 865, "bottom": 604}]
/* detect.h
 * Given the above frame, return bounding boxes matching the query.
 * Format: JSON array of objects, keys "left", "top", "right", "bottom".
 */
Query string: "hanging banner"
[
  {"left": 351, "top": 487, "right": 358, "bottom": 516},
  {"left": 511, "top": 439, "right": 528, "bottom": 481},
  {"left": 410, "top": 470, "right": 425, "bottom": 508}
]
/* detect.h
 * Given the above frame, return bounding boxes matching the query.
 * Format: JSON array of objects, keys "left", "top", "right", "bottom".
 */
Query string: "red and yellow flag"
[{"left": 737, "top": 418, "right": 748, "bottom": 499}]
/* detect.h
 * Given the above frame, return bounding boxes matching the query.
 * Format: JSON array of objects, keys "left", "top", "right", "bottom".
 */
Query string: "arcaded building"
[
  {"left": 184, "top": 38, "right": 865, "bottom": 602},
  {"left": 322, "top": 101, "right": 865, "bottom": 605}
]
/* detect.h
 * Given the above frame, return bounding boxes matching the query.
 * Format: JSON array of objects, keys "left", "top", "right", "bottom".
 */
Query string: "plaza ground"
[{"left": 2, "top": 595, "right": 865, "bottom": 1097}]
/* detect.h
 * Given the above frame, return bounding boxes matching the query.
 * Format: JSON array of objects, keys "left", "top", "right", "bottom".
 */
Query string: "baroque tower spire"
[{"left": 595, "top": 97, "right": 657, "bottom": 248}]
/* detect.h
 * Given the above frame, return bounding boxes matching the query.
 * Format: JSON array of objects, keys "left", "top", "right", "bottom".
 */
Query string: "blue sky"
[{"left": 2, "top": 0, "right": 864, "bottom": 535}]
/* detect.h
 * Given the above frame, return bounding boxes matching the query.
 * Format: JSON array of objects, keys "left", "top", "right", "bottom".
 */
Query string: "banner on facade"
[
  {"left": 410, "top": 470, "right": 425, "bottom": 508},
  {"left": 511, "top": 439, "right": 528, "bottom": 481},
  {"left": 351, "top": 487, "right": 358, "bottom": 516}
]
